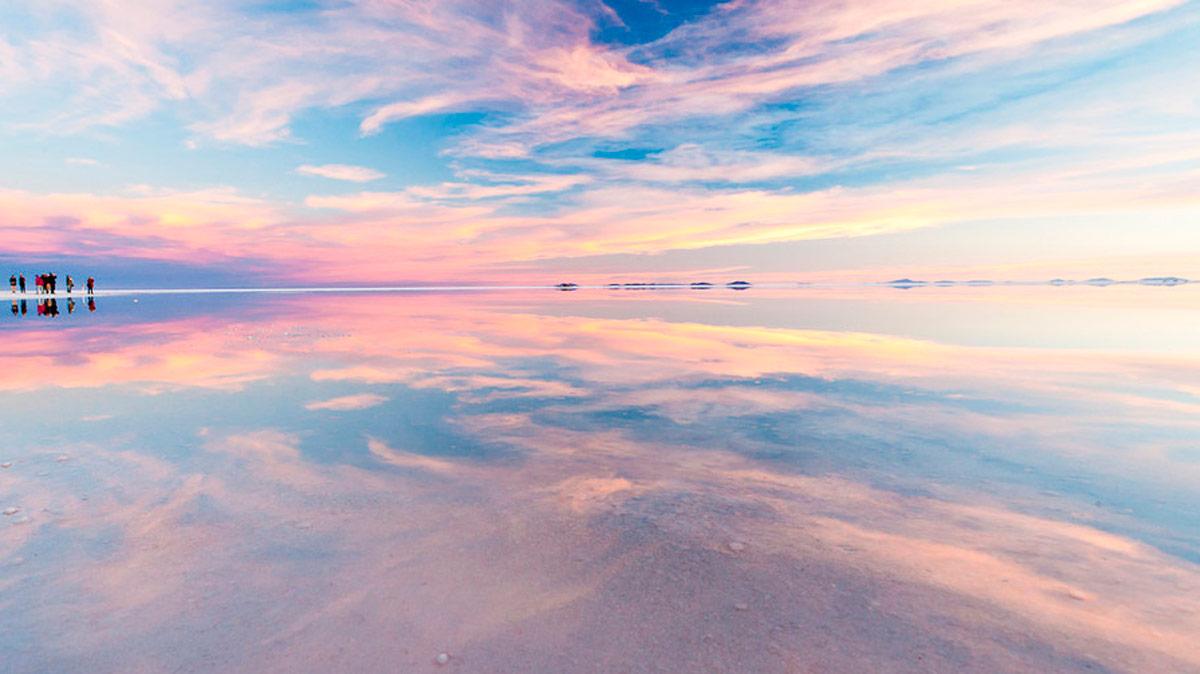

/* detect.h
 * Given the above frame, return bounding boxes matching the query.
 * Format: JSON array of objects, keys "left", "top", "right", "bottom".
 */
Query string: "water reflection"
[
  {"left": 7, "top": 296, "right": 97, "bottom": 318},
  {"left": 1, "top": 288, "right": 1198, "bottom": 673}
]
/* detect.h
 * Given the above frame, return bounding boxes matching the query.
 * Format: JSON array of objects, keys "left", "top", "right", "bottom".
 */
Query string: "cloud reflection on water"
[{"left": 1, "top": 288, "right": 1199, "bottom": 673}]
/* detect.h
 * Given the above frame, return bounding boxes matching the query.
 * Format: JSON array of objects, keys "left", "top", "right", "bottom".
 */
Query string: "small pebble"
[
  {"left": 2, "top": 507, "right": 19, "bottom": 516},
  {"left": 727, "top": 541, "right": 745, "bottom": 552},
  {"left": 434, "top": 653, "right": 450, "bottom": 665},
  {"left": 734, "top": 602, "right": 748, "bottom": 611}
]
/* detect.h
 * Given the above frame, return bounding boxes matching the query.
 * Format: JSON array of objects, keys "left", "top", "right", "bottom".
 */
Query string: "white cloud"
[
  {"left": 304, "top": 394, "right": 389, "bottom": 411},
  {"left": 66, "top": 157, "right": 102, "bottom": 166},
  {"left": 296, "top": 164, "right": 386, "bottom": 183}
]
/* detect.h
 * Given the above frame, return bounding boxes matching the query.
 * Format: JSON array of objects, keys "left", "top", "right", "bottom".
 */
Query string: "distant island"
[{"left": 541, "top": 277, "right": 1195, "bottom": 291}]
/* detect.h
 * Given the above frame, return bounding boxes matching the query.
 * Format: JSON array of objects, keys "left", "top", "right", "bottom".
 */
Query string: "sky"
[{"left": 1, "top": 0, "right": 1199, "bottom": 287}]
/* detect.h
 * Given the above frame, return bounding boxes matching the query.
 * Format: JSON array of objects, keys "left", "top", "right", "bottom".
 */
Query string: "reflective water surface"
[{"left": 2, "top": 287, "right": 1199, "bottom": 673}]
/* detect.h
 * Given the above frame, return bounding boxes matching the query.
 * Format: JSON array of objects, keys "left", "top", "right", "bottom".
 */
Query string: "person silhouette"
[
  {"left": 86, "top": 277, "right": 95, "bottom": 295},
  {"left": 8, "top": 275, "right": 14, "bottom": 294},
  {"left": 18, "top": 274, "right": 25, "bottom": 294},
  {"left": 66, "top": 275, "right": 74, "bottom": 293}
]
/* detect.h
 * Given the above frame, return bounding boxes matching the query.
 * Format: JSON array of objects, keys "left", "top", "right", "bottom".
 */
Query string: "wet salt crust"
[{"left": 0, "top": 287, "right": 1198, "bottom": 673}]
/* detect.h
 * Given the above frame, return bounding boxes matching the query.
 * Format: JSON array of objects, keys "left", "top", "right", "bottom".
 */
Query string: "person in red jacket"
[
  {"left": 35, "top": 274, "right": 43, "bottom": 294},
  {"left": 86, "top": 277, "right": 95, "bottom": 295}
]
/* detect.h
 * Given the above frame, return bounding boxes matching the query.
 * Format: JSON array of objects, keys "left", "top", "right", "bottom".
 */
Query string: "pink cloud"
[
  {"left": 7, "top": 0, "right": 1182, "bottom": 147},
  {"left": 1, "top": 1, "right": 1196, "bottom": 283},
  {"left": 1, "top": 139, "right": 1198, "bottom": 284}
]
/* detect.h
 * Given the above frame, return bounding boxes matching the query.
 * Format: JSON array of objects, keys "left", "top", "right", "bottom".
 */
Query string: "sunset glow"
[{"left": 3, "top": 1, "right": 1199, "bottom": 284}]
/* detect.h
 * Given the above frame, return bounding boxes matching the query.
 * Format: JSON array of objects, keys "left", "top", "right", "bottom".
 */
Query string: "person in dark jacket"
[
  {"left": 8, "top": 275, "right": 14, "bottom": 294},
  {"left": 18, "top": 274, "right": 25, "bottom": 293}
]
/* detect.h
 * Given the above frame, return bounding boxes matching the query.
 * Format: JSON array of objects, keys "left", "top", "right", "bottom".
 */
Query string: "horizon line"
[{"left": 1, "top": 277, "right": 1193, "bottom": 297}]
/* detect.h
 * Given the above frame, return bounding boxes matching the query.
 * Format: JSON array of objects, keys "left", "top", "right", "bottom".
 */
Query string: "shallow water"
[{"left": 2, "top": 287, "right": 1199, "bottom": 673}]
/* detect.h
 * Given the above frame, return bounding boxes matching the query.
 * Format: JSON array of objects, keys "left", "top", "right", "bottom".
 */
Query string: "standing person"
[
  {"left": 8, "top": 275, "right": 14, "bottom": 294},
  {"left": 48, "top": 273, "right": 57, "bottom": 294},
  {"left": 35, "top": 274, "right": 43, "bottom": 295},
  {"left": 86, "top": 277, "right": 95, "bottom": 295},
  {"left": 18, "top": 274, "right": 25, "bottom": 294},
  {"left": 66, "top": 275, "right": 74, "bottom": 293}
]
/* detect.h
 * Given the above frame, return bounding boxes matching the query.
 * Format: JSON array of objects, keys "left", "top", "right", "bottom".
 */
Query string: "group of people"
[
  {"left": 8, "top": 272, "right": 94, "bottom": 295},
  {"left": 10, "top": 297, "right": 96, "bottom": 317}
]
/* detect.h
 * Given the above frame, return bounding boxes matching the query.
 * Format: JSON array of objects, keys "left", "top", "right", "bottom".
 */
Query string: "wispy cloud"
[
  {"left": 9, "top": 0, "right": 1179, "bottom": 148},
  {"left": 304, "top": 393, "right": 388, "bottom": 411},
  {"left": 1, "top": 0, "right": 1198, "bottom": 282},
  {"left": 66, "top": 157, "right": 102, "bottom": 166},
  {"left": 296, "top": 164, "right": 386, "bottom": 183}
]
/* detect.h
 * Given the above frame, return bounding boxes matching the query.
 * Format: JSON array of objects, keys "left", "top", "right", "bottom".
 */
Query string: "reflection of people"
[
  {"left": 87, "top": 297, "right": 96, "bottom": 312},
  {"left": 86, "top": 277, "right": 95, "bottom": 295},
  {"left": 10, "top": 301, "right": 16, "bottom": 316},
  {"left": 18, "top": 274, "right": 25, "bottom": 294},
  {"left": 68, "top": 298, "right": 76, "bottom": 314},
  {"left": 20, "top": 300, "right": 26, "bottom": 316}
]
